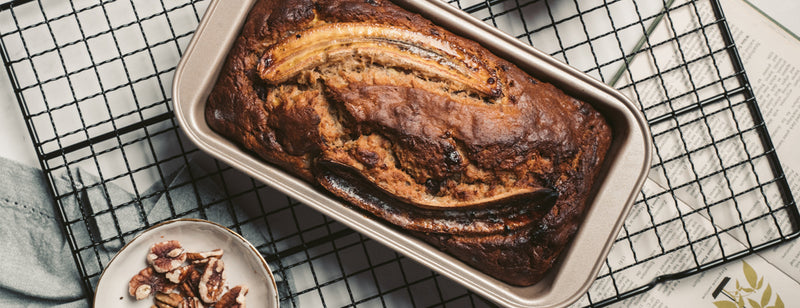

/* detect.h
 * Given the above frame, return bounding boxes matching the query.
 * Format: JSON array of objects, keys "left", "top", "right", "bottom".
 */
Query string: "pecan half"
[
  {"left": 191, "top": 258, "right": 210, "bottom": 272},
  {"left": 129, "top": 267, "right": 177, "bottom": 300},
  {"left": 179, "top": 269, "right": 202, "bottom": 298},
  {"left": 215, "top": 285, "right": 248, "bottom": 308},
  {"left": 154, "top": 292, "right": 184, "bottom": 308},
  {"left": 198, "top": 258, "right": 225, "bottom": 303},
  {"left": 147, "top": 240, "right": 187, "bottom": 273},
  {"left": 178, "top": 297, "right": 204, "bottom": 308},
  {"left": 186, "top": 249, "right": 224, "bottom": 261},
  {"left": 165, "top": 265, "right": 194, "bottom": 284}
]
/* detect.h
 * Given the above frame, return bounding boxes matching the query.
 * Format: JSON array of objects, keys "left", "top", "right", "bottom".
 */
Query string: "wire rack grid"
[{"left": 0, "top": 0, "right": 797, "bottom": 307}]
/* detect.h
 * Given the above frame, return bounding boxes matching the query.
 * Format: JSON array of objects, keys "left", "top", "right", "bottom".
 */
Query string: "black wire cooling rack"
[{"left": 0, "top": 0, "right": 797, "bottom": 306}]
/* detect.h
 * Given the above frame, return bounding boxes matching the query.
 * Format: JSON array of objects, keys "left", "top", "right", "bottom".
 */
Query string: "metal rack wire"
[{"left": 0, "top": 0, "right": 796, "bottom": 306}]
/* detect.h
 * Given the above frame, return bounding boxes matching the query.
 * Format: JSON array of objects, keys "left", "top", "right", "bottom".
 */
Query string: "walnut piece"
[
  {"left": 179, "top": 297, "right": 205, "bottom": 308},
  {"left": 198, "top": 257, "right": 226, "bottom": 303},
  {"left": 154, "top": 292, "right": 184, "bottom": 308},
  {"left": 186, "top": 249, "right": 224, "bottom": 261},
  {"left": 129, "top": 268, "right": 177, "bottom": 300},
  {"left": 147, "top": 240, "right": 187, "bottom": 273},
  {"left": 215, "top": 285, "right": 249, "bottom": 308}
]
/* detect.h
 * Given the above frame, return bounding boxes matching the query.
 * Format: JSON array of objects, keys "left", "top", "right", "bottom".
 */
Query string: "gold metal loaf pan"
[{"left": 172, "top": 0, "right": 652, "bottom": 306}]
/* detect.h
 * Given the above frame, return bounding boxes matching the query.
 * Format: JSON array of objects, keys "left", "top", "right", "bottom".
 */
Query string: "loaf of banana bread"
[{"left": 205, "top": 0, "right": 612, "bottom": 286}]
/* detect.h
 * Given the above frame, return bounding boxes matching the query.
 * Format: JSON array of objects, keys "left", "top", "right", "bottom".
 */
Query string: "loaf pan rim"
[{"left": 172, "top": 0, "right": 653, "bottom": 306}]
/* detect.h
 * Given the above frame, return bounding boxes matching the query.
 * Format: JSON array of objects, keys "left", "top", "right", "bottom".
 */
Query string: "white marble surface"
[{"left": 0, "top": 60, "right": 38, "bottom": 168}]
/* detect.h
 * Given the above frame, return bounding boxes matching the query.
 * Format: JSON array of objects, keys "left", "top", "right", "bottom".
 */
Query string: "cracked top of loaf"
[{"left": 206, "top": 0, "right": 611, "bottom": 286}]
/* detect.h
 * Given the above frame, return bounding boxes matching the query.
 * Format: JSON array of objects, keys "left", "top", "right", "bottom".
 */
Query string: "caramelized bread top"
[{"left": 207, "top": 0, "right": 610, "bottom": 212}]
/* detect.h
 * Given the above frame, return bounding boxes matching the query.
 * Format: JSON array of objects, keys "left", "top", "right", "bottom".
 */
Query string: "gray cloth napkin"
[{"left": 0, "top": 156, "right": 87, "bottom": 307}]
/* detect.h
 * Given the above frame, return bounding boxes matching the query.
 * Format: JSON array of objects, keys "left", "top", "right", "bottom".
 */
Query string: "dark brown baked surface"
[{"left": 206, "top": 0, "right": 612, "bottom": 286}]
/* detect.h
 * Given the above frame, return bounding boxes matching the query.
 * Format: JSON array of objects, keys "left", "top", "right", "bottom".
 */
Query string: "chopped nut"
[
  {"left": 147, "top": 240, "right": 187, "bottom": 273},
  {"left": 129, "top": 267, "right": 177, "bottom": 300},
  {"left": 154, "top": 292, "right": 184, "bottom": 308},
  {"left": 198, "top": 258, "right": 225, "bottom": 303},
  {"left": 186, "top": 249, "right": 224, "bottom": 261},
  {"left": 215, "top": 285, "right": 248, "bottom": 308},
  {"left": 178, "top": 297, "right": 205, "bottom": 308}
]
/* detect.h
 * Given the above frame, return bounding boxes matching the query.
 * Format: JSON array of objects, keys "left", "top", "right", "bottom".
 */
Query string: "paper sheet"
[
  {"left": 743, "top": 0, "right": 800, "bottom": 39},
  {"left": 729, "top": 0, "right": 800, "bottom": 287}
]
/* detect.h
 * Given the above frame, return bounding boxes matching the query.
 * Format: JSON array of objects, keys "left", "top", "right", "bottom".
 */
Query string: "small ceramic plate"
[{"left": 94, "top": 219, "right": 278, "bottom": 307}]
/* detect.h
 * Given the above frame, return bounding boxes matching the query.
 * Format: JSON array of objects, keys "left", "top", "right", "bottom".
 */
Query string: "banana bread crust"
[{"left": 206, "top": 0, "right": 611, "bottom": 286}]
